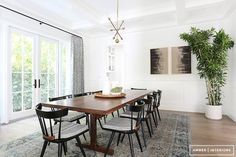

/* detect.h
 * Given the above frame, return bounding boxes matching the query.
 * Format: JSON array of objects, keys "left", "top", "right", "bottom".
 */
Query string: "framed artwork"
[
  {"left": 171, "top": 46, "right": 191, "bottom": 74},
  {"left": 150, "top": 48, "right": 168, "bottom": 74}
]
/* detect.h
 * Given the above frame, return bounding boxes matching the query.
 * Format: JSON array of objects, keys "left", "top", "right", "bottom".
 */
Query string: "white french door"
[
  {"left": 10, "top": 29, "right": 36, "bottom": 119},
  {"left": 38, "top": 38, "right": 58, "bottom": 103},
  {"left": 9, "top": 28, "right": 70, "bottom": 120}
]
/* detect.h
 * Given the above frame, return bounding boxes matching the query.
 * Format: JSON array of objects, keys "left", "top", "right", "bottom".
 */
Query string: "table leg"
[{"left": 81, "top": 114, "right": 114, "bottom": 155}]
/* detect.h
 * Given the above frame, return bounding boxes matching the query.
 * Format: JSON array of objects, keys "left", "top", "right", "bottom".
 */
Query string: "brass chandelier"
[{"left": 108, "top": 0, "right": 125, "bottom": 43}]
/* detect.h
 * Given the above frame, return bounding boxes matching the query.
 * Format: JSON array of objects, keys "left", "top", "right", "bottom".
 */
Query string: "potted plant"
[{"left": 180, "top": 27, "right": 234, "bottom": 120}]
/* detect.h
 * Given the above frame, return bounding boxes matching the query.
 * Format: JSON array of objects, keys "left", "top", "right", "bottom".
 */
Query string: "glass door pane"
[
  {"left": 11, "top": 31, "right": 34, "bottom": 112},
  {"left": 40, "top": 38, "right": 58, "bottom": 102}
]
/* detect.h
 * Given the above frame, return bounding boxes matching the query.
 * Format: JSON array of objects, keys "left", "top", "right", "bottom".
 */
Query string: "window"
[
  {"left": 9, "top": 28, "right": 72, "bottom": 118},
  {"left": 39, "top": 38, "right": 58, "bottom": 102},
  {"left": 11, "top": 31, "right": 34, "bottom": 112}
]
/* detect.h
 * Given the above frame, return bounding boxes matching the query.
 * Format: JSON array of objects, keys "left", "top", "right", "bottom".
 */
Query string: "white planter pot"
[{"left": 205, "top": 104, "right": 222, "bottom": 120}]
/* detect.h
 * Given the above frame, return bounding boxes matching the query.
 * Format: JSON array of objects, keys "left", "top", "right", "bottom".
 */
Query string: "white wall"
[
  {"left": 223, "top": 10, "right": 236, "bottom": 121},
  {"left": 84, "top": 20, "right": 233, "bottom": 113}
]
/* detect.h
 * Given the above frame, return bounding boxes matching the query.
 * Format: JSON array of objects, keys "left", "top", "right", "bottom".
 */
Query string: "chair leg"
[
  {"left": 128, "top": 134, "right": 135, "bottom": 157},
  {"left": 58, "top": 143, "right": 63, "bottom": 157},
  {"left": 117, "top": 133, "right": 121, "bottom": 146},
  {"left": 104, "top": 132, "right": 115, "bottom": 157},
  {"left": 111, "top": 112, "right": 115, "bottom": 117},
  {"left": 151, "top": 112, "right": 157, "bottom": 127},
  {"left": 117, "top": 110, "right": 120, "bottom": 117},
  {"left": 149, "top": 116, "right": 154, "bottom": 134},
  {"left": 77, "top": 119, "right": 87, "bottom": 141},
  {"left": 157, "top": 108, "right": 161, "bottom": 121},
  {"left": 121, "top": 133, "right": 125, "bottom": 143},
  {"left": 103, "top": 116, "right": 106, "bottom": 123},
  {"left": 135, "top": 131, "right": 143, "bottom": 152},
  {"left": 76, "top": 137, "right": 86, "bottom": 157},
  {"left": 82, "top": 133, "right": 87, "bottom": 142},
  {"left": 62, "top": 142, "right": 67, "bottom": 155},
  {"left": 40, "top": 140, "right": 48, "bottom": 157},
  {"left": 86, "top": 114, "right": 89, "bottom": 125},
  {"left": 154, "top": 108, "right": 158, "bottom": 126},
  {"left": 145, "top": 119, "right": 152, "bottom": 137},
  {"left": 98, "top": 118, "right": 103, "bottom": 128},
  {"left": 140, "top": 122, "right": 147, "bottom": 148}
]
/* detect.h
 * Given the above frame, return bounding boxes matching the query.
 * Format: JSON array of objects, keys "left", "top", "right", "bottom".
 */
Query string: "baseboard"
[
  {"left": 8, "top": 115, "right": 37, "bottom": 124},
  {"left": 226, "top": 114, "right": 236, "bottom": 122},
  {"left": 159, "top": 105, "right": 204, "bottom": 113}
]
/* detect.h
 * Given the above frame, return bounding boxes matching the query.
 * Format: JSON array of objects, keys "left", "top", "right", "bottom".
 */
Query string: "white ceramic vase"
[
  {"left": 205, "top": 104, "right": 222, "bottom": 120},
  {"left": 102, "top": 75, "right": 111, "bottom": 95}
]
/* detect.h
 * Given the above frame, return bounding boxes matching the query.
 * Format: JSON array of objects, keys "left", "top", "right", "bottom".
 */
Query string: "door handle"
[
  {"left": 33, "top": 79, "right": 37, "bottom": 88},
  {"left": 38, "top": 79, "right": 44, "bottom": 88}
]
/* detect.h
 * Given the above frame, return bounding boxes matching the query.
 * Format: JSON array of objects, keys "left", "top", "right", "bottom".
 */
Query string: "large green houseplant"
[{"left": 180, "top": 27, "right": 234, "bottom": 119}]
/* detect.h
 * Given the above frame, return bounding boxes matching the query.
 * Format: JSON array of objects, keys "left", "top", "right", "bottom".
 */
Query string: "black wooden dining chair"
[
  {"left": 155, "top": 90, "right": 162, "bottom": 121},
  {"left": 101, "top": 102, "right": 145, "bottom": 157},
  {"left": 74, "top": 92, "right": 89, "bottom": 97},
  {"left": 131, "top": 88, "right": 147, "bottom": 90},
  {"left": 145, "top": 93, "right": 158, "bottom": 127},
  {"left": 49, "top": 95, "right": 72, "bottom": 101},
  {"left": 35, "top": 104, "right": 88, "bottom": 157},
  {"left": 49, "top": 95, "right": 87, "bottom": 124},
  {"left": 90, "top": 90, "right": 102, "bottom": 94},
  {"left": 120, "top": 96, "right": 154, "bottom": 138},
  {"left": 145, "top": 90, "right": 162, "bottom": 126},
  {"left": 49, "top": 95, "right": 88, "bottom": 141}
]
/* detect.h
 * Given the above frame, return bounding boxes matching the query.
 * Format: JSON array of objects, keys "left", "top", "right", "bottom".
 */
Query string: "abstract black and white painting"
[
  {"left": 171, "top": 46, "right": 191, "bottom": 74},
  {"left": 150, "top": 48, "right": 168, "bottom": 74}
]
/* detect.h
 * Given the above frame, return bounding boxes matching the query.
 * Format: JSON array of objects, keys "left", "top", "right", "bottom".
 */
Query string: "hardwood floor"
[
  {"left": 190, "top": 112, "right": 236, "bottom": 145},
  {"left": 0, "top": 116, "right": 40, "bottom": 145},
  {"left": 189, "top": 112, "right": 236, "bottom": 156},
  {"left": 0, "top": 110, "right": 236, "bottom": 156}
]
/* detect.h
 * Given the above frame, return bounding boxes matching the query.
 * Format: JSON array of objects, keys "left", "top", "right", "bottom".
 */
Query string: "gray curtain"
[{"left": 71, "top": 36, "right": 84, "bottom": 95}]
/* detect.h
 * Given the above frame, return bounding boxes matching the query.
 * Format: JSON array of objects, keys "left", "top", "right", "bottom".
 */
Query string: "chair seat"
[
  {"left": 103, "top": 117, "right": 136, "bottom": 131},
  {"left": 52, "top": 122, "right": 88, "bottom": 139},
  {"left": 55, "top": 111, "right": 86, "bottom": 122},
  {"left": 120, "top": 111, "right": 146, "bottom": 119}
]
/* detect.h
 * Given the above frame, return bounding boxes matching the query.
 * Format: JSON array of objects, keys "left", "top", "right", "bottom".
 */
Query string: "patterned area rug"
[{"left": 0, "top": 111, "right": 190, "bottom": 157}]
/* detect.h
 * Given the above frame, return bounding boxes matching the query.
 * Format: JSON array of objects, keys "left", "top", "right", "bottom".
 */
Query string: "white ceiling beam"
[
  {"left": 175, "top": 0, "right": 186, "bottom": 24},
  {"left": 68, "top": 0, "right": 106, "bottom": 29}
]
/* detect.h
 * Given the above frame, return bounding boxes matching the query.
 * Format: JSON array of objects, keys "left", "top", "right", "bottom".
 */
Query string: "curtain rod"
[{"left": 0, "top": 5, "right": 82, "bottom": 39}]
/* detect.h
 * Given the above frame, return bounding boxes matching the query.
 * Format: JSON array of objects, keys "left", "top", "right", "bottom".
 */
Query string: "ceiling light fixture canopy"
[{"left": 108, "top": 0, "right": 125, "bottom": 43}]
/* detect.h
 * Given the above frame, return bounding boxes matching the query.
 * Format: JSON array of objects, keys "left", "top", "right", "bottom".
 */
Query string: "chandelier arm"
[
  {"left": 113, "top": 20, "right": 124, "bottom": 37},
  {"left": 113, "top": 31, "right": 123, "bottom": 40},
  {"left": 108, "top": 18, "right": 117, "bottom": 30},
  {"left": 108, "top": 0, "right": 124, "bottom": 42},
  {"left": 112, "top": 28, "right": 123, "bottom": 39},
  {"left": 109, "top": 19, "right": 123, "bottom": 40}
]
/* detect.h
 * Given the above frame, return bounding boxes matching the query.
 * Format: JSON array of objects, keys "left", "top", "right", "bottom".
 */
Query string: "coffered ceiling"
[{"left": 1, "top": 0, "right": 235, "bottom": 36}]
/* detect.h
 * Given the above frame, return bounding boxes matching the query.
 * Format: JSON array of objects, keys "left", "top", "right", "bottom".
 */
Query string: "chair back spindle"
[{"left": 157, "top": 90, "right": 162, "bottom": 107}]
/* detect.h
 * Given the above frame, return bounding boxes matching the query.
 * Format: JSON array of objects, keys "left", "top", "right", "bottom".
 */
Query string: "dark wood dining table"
[{"left": 42, "top": 89, "right": 153, "bottom": 155}]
